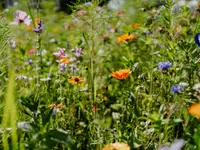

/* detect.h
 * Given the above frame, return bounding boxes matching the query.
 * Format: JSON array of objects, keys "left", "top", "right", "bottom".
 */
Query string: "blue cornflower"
[
  {"left": 171, "top": 85, "right": 182, "bottom": 94},
  {"left": 33, "top": 19, "right": 43, "bottom": 33},
  {"left": 158, "top": 62, "right": 172, "bottom": 70},
  {"left": 195, "top": 33, "right": 200, "bottom": 47}
]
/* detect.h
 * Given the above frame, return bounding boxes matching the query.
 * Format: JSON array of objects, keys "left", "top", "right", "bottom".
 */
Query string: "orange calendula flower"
[
  {"left": 117, "top": 33, "right": 135, "bottom": 43},
  {"left": 110, "top": 69, "right": 131, "bottom": 80},
  {"left": 59, "top": 57, "right": 70, "bottom": 64},
  {"left": 131, "top": 23, "right": 140, "bottom": 28},
  {"left": 68, "top": 76, "right": 84, "bottom": 85},
  {"left": 188, "top": 103, "right": 200, "bottom": 118},
  {"left": 102, "top": 142, "right": 130, "bottom": 150}
]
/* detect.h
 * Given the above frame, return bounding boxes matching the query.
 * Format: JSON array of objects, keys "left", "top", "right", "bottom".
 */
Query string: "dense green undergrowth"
[{"left": 1, "top": 0, "right": 200, "bottom": 149}]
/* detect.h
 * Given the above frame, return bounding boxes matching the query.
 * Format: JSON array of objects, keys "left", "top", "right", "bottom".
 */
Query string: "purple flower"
[
  {"left": 25, "top": 59, "right": 33, "bottom": 65},
  {"left": 84, "top": 2, "right": 91, "bottom": 6},
  {"left": 171, "top": 85, "right": 182, "bottom": 94},
  {"left": 158, "top": 62, "right": 172, "bottom": 70},
  {"left": 33, "top": 19, "right": 43, "bottom": 33},
  {"left": 75, "top": 47, "right": 82, "bottom": 57},
  {"left": 59, "top": 63, "right": 67, "bottom": 73},
  {"left": 195, "top": 33, "right": 200, "bottom": 47},
  {"left": 53, "top": 48, "right": 66, "bottom": 57},
  {"left": 171, "top": 82, "right": 188, "bottom": 94},
  {"left": 159, "top": 139, "right": 185, "bottom": 150},
  {"left": 10, "top": 10, "right": 31, "bottom": 26},
  {"left": 70, "top": 65, "right": 79, "bottom": 72}
]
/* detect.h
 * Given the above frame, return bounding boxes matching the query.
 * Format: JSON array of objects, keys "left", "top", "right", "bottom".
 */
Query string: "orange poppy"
[
  {"left": 110, "top": 69, "right": 131, "bottom": 80},
  {"left": 188, "top": 103, "right": 200, "bottom": 118},
  {"left": 117, "top": 33, "right": 135, "bottom": 43},
  {"left": 68, "top": 76, "right": 84, "bottom": 85},
  {"left": 132, "top": 23, "right": 140, "bottom": 28},
  {"left": 59, "top": 57, "right": 70, "bottom": 64},
  {"left": 102, "top": 142, "right": 130, "bottom": 150}
]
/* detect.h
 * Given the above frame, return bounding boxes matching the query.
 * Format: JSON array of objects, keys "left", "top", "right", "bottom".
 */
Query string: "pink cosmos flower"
[
  {"left": 53, "top": 48, "right": 66, "bottom": 58},
  {"left": 11, "top": 10, "right": 31, "bottom": 26}
]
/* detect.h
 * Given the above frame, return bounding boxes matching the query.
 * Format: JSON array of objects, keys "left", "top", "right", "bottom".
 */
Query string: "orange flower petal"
[{"left": 188, "top": 103, "right": 200, "bottom": 118}]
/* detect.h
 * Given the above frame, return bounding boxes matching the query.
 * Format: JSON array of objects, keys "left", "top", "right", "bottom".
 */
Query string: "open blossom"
[
  {"left": 75, "top": 47, "right": 82, "bottom": 57},
  {"left": 58, "top": 57, "right": 70, "bottom": 64},
  {"left": 171, "top": 82, "right": 187, "bottom": 94},
  {"left": 53, "top": 48, "right": 66, "bottom": 57},
  {"left": 188, "top": 103, "right": 200, "bottom": 118},
  {"left": 158, "top": 62, "right": 172, "bottom": 70},
  {"left": 159, "top": 139, "right": 185, "bottom": 150},
  {"left": 171, "top": 85, "right": 182, "bottom": 94},
  {"left": 11, "top": 10, "right": 31, "bottom": 26},
  {"left": 117, "top": 33, "right": 135, "bottom": 43},
  {"left": 59, "top": 63, "right": 67, "bottom": 73},
  {"left": 68, "top": 76, "right": 84, "bottom": 85},
  {"left": 110, "top": 69, "right": 131, "bottom": 80}
]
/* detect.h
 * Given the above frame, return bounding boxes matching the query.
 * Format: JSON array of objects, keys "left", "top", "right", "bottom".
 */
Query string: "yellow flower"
[
  {"left": 110, "top": 69, "right": 131, "bottom": 80},
  {"left": 68, "top": 76, "right": 84, "bottom": 85},
  {"left": 102, "top": 142, "right": 130, "bottom": 150},
  {"left": 34, "top": 18, "right": 40, "bottom": 25},
  {"left": 117, "top": 33, "right": 135, "bottom": 43}
]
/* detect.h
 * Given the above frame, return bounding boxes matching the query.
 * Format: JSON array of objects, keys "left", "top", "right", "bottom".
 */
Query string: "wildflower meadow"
[{"left": 2, "top": 0, "right": 200, "bottom": 149}]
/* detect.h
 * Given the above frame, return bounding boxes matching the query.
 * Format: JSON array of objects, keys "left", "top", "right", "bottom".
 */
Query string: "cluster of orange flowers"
[
  {"left": 117, "top": 34, "right": 135, "bottom": 43},
  {"left": 102, "top": 142, "right": 130, "bottom": 150},
  {"left": 110, "top": 69, "right": 131, "bottom": 80}
]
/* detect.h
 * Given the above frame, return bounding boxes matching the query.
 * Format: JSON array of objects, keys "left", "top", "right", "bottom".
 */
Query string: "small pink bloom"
[
  {"left": 53, "top": 48, "right": 66, "bottom": 57},
  {"left": 28, "top": 49, "right": 36, "bottom": 54},
  {"left": 11, "top": 10, "right": 31, "bottom": 26},
  {"left": 76, "top": 10, "right": 87, "bottom": 16}
]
